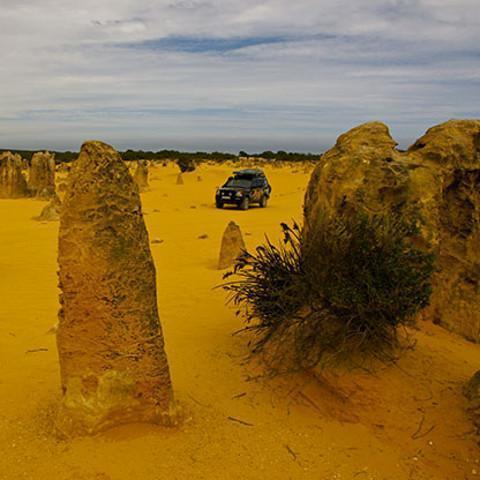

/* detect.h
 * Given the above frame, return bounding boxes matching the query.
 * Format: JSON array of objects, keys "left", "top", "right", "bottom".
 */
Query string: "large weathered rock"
[
  {"left": 0, "top": 152, "right": 29, "bottom": 198},
  {"left": 304, "top": 119, "right": 480, "bottom": 342},
  {"left": 29, "top": 151, "right": 56, "bottom": 198},
  {"left": 134, "top": 161, "right": 149, "bottom": 191},
  {"left": 464, "top": 371, "right": 480, "bottom": 433},
  {"left": 218, "top": 221, "right": 245, "bottom": 270},
  {"left": 56, "top": 140, "right": 174, "bottom": 436}
]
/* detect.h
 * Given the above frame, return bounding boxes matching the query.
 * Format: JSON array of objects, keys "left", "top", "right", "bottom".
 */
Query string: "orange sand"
[{"left": 0, "top": 162, "right": 478, "bottom": 480}]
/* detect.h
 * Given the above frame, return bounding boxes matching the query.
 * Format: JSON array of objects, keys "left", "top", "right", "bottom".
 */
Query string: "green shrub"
[
  {"left": 222, "top": 211, "right": 435, "bottom": 372},
  {"left": 176, "top": 157, "right": 196, "bottom": 173}
]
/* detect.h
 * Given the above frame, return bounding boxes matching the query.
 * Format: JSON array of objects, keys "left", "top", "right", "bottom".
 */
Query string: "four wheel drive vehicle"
[{"left": 215, "top": 169, "right": 272, "bottom": 210}]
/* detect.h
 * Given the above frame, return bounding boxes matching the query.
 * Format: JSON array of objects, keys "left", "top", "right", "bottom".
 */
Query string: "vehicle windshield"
[{"left": 224, "top": 178, "right": 252, "bottom": 188}]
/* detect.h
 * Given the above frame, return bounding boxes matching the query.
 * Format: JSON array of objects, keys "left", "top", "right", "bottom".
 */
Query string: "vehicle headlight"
[{"left": 235, "top": 191, "right": 243, "bottom": 197}]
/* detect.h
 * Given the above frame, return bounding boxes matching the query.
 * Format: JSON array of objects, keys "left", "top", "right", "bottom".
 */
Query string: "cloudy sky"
[{"left": 1, "top": 0, "right": 479, "bottom": 152}]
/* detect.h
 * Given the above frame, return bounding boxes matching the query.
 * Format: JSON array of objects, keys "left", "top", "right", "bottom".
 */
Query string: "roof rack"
[{"left": 233, "top": 169, "right": 264, "bottom": 176}]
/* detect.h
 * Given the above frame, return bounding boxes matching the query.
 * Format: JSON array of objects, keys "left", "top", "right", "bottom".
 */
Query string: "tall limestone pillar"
[
  {"left": 29, "top": 151, "right": 56, "bottom": 198},
  {"left": 56, "top": 140, "right": 174, "bottom": 436},
  {"left": 0, "top": 152, "right": 29, "bottom": 198}
]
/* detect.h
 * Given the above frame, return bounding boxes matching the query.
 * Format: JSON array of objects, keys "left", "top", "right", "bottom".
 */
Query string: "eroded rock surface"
[
  {"left": 0, "top": 152, "right": 29, "bottom": 198},
  {"left": 29, "top": 151, "right": 55, "bottom": 198},
  {"left": 56, "top": 140, "right": 174, "bottom": 436},
  {"left": 304, "top": 119, "right": 480, "bottom": 342},
  {"left": 218, "top": 221, "right": 245, "bottom": 270}
]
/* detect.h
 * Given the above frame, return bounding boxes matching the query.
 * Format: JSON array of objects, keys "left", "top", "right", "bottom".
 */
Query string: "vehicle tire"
[
  {"left": 216, "top": 200, "right": 223, "bottom": 209},
  {"left": 259, "top": 195, "right": 268, "bottom": 208},
  {"left": 239, "top": 197, "right": 249, "bottom": 210}
]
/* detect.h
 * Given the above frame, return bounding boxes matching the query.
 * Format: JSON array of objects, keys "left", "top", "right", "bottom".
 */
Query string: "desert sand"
[{"left": 0, "top": 162, "right": 478, "bottom": 480}]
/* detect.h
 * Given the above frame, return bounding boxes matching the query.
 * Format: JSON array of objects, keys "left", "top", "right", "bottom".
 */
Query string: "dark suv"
[{"left": 215, "top": 169, "right": 272, "bottom": 210}]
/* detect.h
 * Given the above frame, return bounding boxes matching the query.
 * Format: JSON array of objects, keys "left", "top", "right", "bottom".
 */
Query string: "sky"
[{"left": 0, "top": 0, "right": 479, "bottom": 153}]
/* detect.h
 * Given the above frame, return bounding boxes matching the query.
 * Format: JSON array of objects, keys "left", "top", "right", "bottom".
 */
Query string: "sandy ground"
[{"left": 0, "top": 162, "right": 478, "bottom": 480}]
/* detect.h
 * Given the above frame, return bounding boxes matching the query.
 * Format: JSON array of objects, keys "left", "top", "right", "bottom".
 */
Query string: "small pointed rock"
[
  {"left": 218, "top": 221, "right": 246, "bottom": 270},
  {"left": 176, "top": 173, "right": 184, "bottom": 185},
  {"left": 134, "top": 160, "right": 149, "bottom": 191},
  {"left": 35, "top": 194, "right": 61, "bottom": 221}
]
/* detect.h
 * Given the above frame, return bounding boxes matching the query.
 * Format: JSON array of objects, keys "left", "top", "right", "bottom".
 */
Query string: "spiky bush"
[
  {"left": 222, "top": 212, "right": 435, "bottom": 372},
  {"left": 176, "top": 157, "right": 196, "bottom": 173}
]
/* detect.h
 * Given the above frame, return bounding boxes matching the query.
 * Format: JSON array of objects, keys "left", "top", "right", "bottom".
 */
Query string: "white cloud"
[{"left": 0, "top": 0, "right": 479, "bottom": 151}]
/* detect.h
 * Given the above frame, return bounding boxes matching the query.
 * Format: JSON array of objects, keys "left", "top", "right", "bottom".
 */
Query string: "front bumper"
[
  {"left": 216, "top": 192, "right": 247, "bottom": 204},
  {"left": 216, "top": 196, "right": 243, "bottom": 205}
]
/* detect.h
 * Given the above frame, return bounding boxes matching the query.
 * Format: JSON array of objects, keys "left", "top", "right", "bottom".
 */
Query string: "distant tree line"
[
  {"left": 0, "top": 149, "right": 78, "bottom": 163},
  {"left": 239, "top": 150, "right": 321, "bottom": 162},
  {"left": 121, "top": 149, "right": 238, "bottom": 162},
  {"left": 1, "top": 148, "right": 321, "bottom": 164}
]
